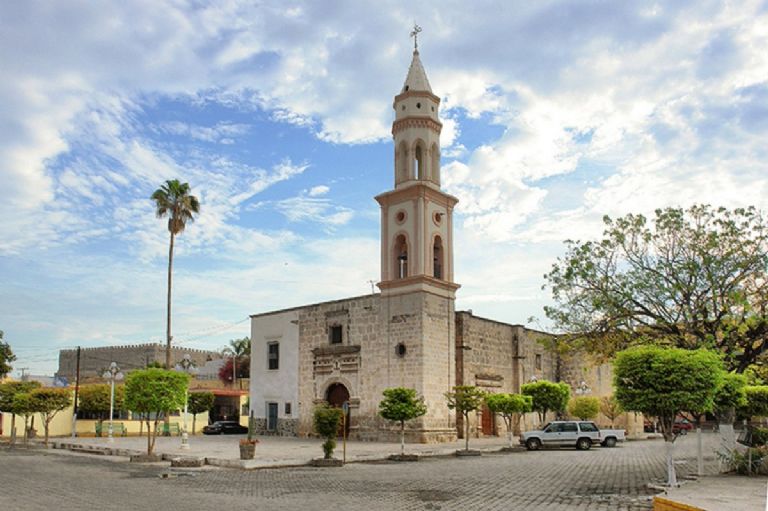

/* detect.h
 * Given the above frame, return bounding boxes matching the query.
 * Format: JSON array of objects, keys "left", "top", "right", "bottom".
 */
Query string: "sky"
[{"left": 1, "top": 1, "right": 767, "bottom": 377}]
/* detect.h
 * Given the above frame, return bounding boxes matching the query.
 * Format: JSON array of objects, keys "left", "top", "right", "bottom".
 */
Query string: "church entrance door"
[
  {"left": 481, "top": 405, "right": 496, "bottom": 436},
  {"left": 326, "top": 383, "right": 350, "bottom": 437}
]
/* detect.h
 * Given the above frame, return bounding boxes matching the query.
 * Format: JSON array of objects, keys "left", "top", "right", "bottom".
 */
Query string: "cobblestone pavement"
[{"left": 0, "top": 434, "right": 725, "bottom": 511}]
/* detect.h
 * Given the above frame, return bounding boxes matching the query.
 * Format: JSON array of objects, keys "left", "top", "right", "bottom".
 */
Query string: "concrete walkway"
[
  {"left": 47, "top": 433, "right": 516, "bottom": 468},
  {"left": 655, "top": 474, "right": 767, "bottom": 511}
]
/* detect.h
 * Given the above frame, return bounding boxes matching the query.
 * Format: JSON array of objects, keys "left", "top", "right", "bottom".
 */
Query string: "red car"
[{"left": 672, "top": 419, "right": 694, "bottom": 434}]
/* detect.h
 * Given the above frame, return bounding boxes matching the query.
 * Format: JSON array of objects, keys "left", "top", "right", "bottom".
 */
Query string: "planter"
[
  {"left": 311, "top": 458, "right": 343, "bottom": 467},
  {"left": 388, "top": 454, "right": 419, "bottom": 462},
  {"left": 239, "top": 440, "right": 257, "bottom": 460},
  {"left": 455, "top": 449, "right": 482, "bottom": 457}
]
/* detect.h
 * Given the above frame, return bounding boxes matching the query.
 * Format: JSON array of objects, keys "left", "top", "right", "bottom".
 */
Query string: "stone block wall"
[
  {"left": 296, "top": 294, "right": 380, "bottom": 438},
  {"left": 455, "top": 312, "right": 558, "bottom": 437},
  {"left": 57, "top": 344, "right": 220, "bottom": 381}
]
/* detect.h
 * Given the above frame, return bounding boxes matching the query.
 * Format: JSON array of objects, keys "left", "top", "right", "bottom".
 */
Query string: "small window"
[
  {"left": 579, "top": 422, "right": 598, "bottom": 432},
  {"left": 535, "top": 354, "right": 542, "bottom": 371},
  {"left": 416, "top": 102, "right": 421, "bottom": 109},
  {"left": 285, "top": 402, "right": 292, "bottom": 415},
  {"left": 267, "top": 342, "right": 279, "bottom": 370},
  {"left": 329, "top": 325, "right": 343, "bottom": 344},
  {"left": 396, "top": 343, "right": 407, "bottom": 357}
]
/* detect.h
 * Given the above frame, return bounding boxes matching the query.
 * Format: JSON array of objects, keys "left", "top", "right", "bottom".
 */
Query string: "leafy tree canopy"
[
  {"left": 614, "top": 345, "right": 723, "bottom": 439},
  {"left": 521, "top": 380, "right": 570, "bottom": 422},
  {"left": 228, "top": 337, "right": 251, "bottom": 357},
  {"left": 379, "top": 387, "right": 427, "bottom": 423},
  {"left": 742, "top": 386, "right": 768, "bottom": 418},
  {"left": 30, "top": 387, "right": 72, "bottom": 445},
  {"left": 568, "top": 396, "right": 600, "bottom": 420},
  {"left": 77, "top": 384, "right": 124, "bottom": 418},
  {"left": 124, "top": 368, "right": 188, "bottom": 416},
  {"left": 0, "top": 381, "right": 41, "bottom": 413},
  {"left": 485, "top": 393, "right": 533, "bottom": 417},
  {"left": 188, "top": 392, "right": 215, "bottom": 415},
  {"left": 713, "top": 372, "right": 748, "bottom": 420},
  {"left": 0, "top": 330, "right": 16, "bottom": 379},
  {"left": 445, "top": 386, "right": 486, "bottom": 415},
  {"left": 544, "top": 205, "right": 768, "bottom": 372}
]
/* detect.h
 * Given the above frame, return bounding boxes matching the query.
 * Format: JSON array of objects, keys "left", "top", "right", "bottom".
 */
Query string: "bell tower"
[
  {"left": 373, "top": 28, "right": 459, "bottom": 442},
  {"left": 376, "top": 35, "right": 459, "bottom": 298}
]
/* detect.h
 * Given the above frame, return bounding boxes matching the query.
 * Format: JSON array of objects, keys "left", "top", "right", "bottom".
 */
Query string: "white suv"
[{"left": 520, "top": 421, "right": 601, "bottom": 451}]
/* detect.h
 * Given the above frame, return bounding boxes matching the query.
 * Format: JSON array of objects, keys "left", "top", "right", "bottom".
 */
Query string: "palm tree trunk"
[{"left": 165, "top": 232, "right": 175, "bottom": 369}]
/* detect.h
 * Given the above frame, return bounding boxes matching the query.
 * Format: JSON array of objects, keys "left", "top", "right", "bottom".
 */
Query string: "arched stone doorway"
[{"left": 326, "top": 383, "right": 350, "bottom": 437}]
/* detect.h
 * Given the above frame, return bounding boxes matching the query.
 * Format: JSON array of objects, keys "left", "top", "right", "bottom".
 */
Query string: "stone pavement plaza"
[{"left": 1, "top": 432, "right": 766, "bottom": 510}]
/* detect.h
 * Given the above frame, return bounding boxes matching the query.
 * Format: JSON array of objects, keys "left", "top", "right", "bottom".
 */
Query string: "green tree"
[
  {"left": 521, "top": 380, "right": 570, "bottom": 424},
  {"left": 613, "top": 345, "right": 723, "bottom": 486},
  {"left": 568, "top": 396, "right": 600, "bottom": 421},
  {"left": 0, "top": 381, "right": 41, "bottom": 444},
  {"left": 313, "top": 404, "right": 344, "bottom": 459},
  {"left": 229, "top": 337, "right": 251, "bottom": 357},
  {"left": 741, "top": 386, "right": 768, "bottom": 418},
  {"left": 0, "top": 330, "right": 16, "bottom": 379},
  {"left": 11, "top": 392, "right": 37, "bottom": 444},
  {"left": 378, "top": 387, "right": 428, "bottom": 456},
  {"left": 544, "top": 205, "right": 768, "bottom": 372},
  {"left": 151, "top": 179, "right": 201, "bottom": 369},
  {"left": 29, "top": 388, "right": 72, "bottom": 446},
  {"left": 124, "top": 368, "right": 189, "bottom": 455},
  {"left": 188, "top": 391, "right": 215, "bottom": 435},
  {"left": 485, "top": 393, "right": 533, "bottom": 447},
  {"left": 77, "top": 384, "right": 125, "bottom": 428},
  {"left": 445, "top": 385, "right": 486, "bottom": 452},
  {"left": 599, "top": 395, "right": 623, "bottom": 427},
  {"left": 713, "top": 373, "right": 748, "bottom": 423}
]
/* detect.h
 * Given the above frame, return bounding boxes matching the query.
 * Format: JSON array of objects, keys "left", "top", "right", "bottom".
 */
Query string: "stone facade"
[
  {"left": 57, "top": 343, "right": 220, "bottom": 381},
  {"left": 247, "top": 46, "right": 642, "bottom": 445}
]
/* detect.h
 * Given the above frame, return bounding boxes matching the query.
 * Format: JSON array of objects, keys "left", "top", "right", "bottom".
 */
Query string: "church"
[{"left": 248, "top": 44, "right": 636, "bottom": 442}]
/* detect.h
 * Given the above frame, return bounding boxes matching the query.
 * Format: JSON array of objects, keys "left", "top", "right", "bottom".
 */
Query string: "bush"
[
  {"left": 568, "top": 396, "right": 600, "bottom": 421},
  {"left": 718, "top": 446, "right": 768, "bottom": 475},
  {"left": 313, "top": 404, "right": 344, "bottom": 459},
  {"left": 750, "top": 427, "right": 768, "bottom": 447}
]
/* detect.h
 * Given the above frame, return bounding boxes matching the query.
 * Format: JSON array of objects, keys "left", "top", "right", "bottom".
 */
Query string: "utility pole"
[{"left": 71, "top": 347, "right": 81, "bottom": 438}]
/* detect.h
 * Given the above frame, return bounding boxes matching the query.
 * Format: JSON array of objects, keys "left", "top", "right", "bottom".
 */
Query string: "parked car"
[
  {"left": 673, "top": 419, "right": 694, "bottom": 434},
  {"left": 202, "top": 421, "right": 248, "bottom": 435},
  {"left": 521, "top": 421, "right": 602, "bottom": 451}
]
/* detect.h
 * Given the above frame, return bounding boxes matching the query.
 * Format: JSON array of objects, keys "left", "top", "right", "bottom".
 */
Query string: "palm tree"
[{"left": 151, "top": 179, "right": 200, "bottom": 369}]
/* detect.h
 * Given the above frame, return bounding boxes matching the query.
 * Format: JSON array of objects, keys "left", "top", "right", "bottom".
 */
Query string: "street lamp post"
[
  {"left": 177, "top": 353, "right": 197, "bottom": 450},
  {"left": 102, "top": 362, "right": 124, "bottom": 444},
  {"left": 574, "top": 380, "right": 591, "bottom": 395}
]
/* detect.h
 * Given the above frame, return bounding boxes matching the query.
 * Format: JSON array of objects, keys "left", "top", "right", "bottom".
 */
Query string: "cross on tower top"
[{"left": 410, "top": 24, "right": 422, "bottom": 51}]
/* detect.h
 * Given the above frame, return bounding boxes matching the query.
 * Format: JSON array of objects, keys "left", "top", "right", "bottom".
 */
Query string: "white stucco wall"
[{"left": 250, "top": 309, "right": 299, "bottom": 422}]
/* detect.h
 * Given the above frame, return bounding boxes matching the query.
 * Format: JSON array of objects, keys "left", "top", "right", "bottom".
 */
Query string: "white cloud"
[
  {"left": 308, "top": 185, "right": 330, "bottom": 197},
  {"left": 270, "top": 188, "right": 355, "bottom": 228}
]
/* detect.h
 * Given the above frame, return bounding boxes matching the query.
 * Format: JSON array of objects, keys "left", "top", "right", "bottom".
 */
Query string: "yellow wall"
[{"left": 1, "top": 394, "right": 248, "bottom": 438}]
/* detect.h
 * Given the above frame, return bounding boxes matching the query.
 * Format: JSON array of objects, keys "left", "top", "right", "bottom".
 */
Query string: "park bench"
[
  {"left": 161, "top": 422, "right": 181, "bottom": 436},
  {"left": 95, "top": 422, "right": 127, "bottom": 437}
]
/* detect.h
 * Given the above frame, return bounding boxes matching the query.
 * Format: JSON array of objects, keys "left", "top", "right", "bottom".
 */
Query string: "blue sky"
[{"left": 2, "top": 1, "right": 767, "bottom": 376}]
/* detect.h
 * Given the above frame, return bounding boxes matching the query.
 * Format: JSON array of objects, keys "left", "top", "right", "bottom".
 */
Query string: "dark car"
[{"left": 202, "top": 421, "right": 248, "bottom": 435}]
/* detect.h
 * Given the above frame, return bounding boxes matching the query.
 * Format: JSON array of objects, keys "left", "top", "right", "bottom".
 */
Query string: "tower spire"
[{"left": 410, "top": 23, "right": 422, "bottom": 51}]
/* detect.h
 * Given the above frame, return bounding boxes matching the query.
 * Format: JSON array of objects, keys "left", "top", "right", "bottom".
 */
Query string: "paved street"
[{"left": 0, "top": 434, "right": 742, "bottom": 511}]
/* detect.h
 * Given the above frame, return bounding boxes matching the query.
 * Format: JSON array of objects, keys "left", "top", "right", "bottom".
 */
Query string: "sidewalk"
[
  {"left": 655, "top": 474, "right": 767, "bottom": 511},
  {"left": 47, "top": 434, "right": 516, "bottom": 468}
]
